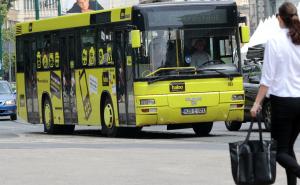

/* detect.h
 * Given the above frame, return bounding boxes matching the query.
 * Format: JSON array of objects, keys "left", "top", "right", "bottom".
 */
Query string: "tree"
[
  {"left": 0, "top": 0, "right": 15, "bottom": 80},
  {"left": 2, "top": 26, "right": 15, "bottom": 81}
]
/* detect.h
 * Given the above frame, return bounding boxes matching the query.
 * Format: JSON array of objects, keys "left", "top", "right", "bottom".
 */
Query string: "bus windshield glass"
[{"left": 135, "top": 28, "right": 239, "bottom": 79}]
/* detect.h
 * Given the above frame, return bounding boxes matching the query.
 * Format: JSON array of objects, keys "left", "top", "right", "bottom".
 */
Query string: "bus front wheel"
[
  {"left": 225, "top": 121, "right": 242, "bottom": 131},
  {"left": 192, "top": 122, "right": 213, "bottom": 136},
  {"left": 42, "top": 98, "right": 57, "bottom": 134},
  {"left": 101, "top": 98, "right": 119, "bottom": 137}
]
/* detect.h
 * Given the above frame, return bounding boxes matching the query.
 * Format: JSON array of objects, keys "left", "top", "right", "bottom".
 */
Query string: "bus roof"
[
  {"left": 16, "top": 6, "right": 132, "bottom": 36},
  {"left": 136, "top": 0, "right": 236, "bottom": 8},
  {"left": 16, "top": 0, "right": 237, "bottom": 36}
]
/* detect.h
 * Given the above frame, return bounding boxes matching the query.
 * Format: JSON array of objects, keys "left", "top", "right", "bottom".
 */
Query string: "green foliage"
[
  {"left": 1, "top": 26, "right": 16, "bottom": 81},
  {"left": 0, "top": 0, "right": 16, "bottom": 22}
]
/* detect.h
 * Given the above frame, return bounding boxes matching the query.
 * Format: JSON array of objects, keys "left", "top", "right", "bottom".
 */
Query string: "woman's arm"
[{"left": 250, "top": 84, "right": 269, "bottom": 117}]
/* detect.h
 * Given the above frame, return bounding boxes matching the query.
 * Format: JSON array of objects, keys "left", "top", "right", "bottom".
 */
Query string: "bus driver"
[{"left": 190, "top": 39, "right": 211, "bottom": 67}]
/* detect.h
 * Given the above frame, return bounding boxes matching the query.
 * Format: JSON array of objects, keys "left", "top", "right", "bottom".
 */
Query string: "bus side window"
[
  {"left": 219, "top": 36, "right": 235, "bottom": 64},
  {"left": 97, "top": 29, "right": 113, "bottom": 65},
  {"left": 16, "top": 38, "right": 24, "bottom": 73},
  {"left": 81, "top": 28, "right": 96, "bottom": 67}
]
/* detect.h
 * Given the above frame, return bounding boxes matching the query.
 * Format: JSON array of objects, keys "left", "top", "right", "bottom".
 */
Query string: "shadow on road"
[{"left": 26, "top": 129, "right": 217, "bottom": 139}]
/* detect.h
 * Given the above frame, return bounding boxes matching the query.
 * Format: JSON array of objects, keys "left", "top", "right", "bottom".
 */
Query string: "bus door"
[
  {"left": 60, "top": 35, "right": 78, "bottom": 124},
  {"left": 24, "top": 38, "right": 39, "bottom": 123},
  {"left": 114, "top": 31, "right": 135, "bottom": 125}
]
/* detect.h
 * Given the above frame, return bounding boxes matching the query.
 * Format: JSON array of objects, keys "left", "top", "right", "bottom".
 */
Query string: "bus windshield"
[{"left": 135, "top": 28, "right": 239, "bottom": 79}]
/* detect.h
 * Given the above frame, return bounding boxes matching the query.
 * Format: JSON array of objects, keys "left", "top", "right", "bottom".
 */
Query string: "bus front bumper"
[{"left": 135, "top": 103, "right": 244, "bottom": 127}]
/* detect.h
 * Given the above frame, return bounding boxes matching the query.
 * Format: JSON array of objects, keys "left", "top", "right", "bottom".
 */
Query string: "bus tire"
[
  {"left": 101, "top": 97, "right": 119, "bottom": 137},
  {"left": 192, "top": 122, "right": 213, "bottom": 136},
  {"left": 42, "top": 97, "right": 57, "bottom": 134},
  {"left": 62, "top": 125, "right": 75, "bottom": 134},
  {"left": 225, "top": 121, "right": 242, "bottom": 131}
]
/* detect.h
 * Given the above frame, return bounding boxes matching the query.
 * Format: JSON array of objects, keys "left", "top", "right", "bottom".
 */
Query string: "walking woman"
[{"left": 251, "top": 2, "right": 300, "bottom": 185}]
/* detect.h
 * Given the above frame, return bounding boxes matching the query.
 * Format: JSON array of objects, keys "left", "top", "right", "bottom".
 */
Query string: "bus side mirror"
[
  {"left": 131, "top": 30, "right": 141, "bottom": 48},
  {"left": 240, "top": 25, "right": 250, "bottom": 43}
]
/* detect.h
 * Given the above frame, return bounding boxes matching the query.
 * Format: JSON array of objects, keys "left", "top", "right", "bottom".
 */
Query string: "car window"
[{"left": 0, "top": 82, "right": 12, "bottom": 94}]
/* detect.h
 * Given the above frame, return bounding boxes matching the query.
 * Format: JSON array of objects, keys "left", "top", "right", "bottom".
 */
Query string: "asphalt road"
[{"left": 0, "top": 117, "right": 297, "bottom": 185}]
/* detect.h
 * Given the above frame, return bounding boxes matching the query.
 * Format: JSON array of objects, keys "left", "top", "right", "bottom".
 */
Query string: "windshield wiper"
[
  {"left": 196, "top": 68, "right": 234, "bottom": 81},
  {"left": 145, "top": 67, "right": 196, "bottom": 77},
  {"left": 147, "top": 76, "right": 171, "bottom": 84}
]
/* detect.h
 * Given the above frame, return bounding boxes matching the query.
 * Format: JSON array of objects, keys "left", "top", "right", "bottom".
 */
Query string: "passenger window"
[{"left": 81, "top": 29, "right": 96, "bottom": 67}]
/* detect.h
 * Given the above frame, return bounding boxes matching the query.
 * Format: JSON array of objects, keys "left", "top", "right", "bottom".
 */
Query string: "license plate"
[{"left": 181, "top": 107, "right": 206, "bottom": 115}]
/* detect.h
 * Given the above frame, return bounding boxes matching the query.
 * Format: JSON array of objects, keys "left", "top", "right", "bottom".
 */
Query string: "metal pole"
[
  {"left": 57, "top": 0, "right": 61, "bottom": 16},
  {"left": 35, "top": 0, "right": 40, "bottom": 20}
]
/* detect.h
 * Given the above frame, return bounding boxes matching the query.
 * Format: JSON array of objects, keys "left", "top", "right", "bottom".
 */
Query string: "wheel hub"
[{"left": 104, "top": 104, "right": 113, "bottom": 128}]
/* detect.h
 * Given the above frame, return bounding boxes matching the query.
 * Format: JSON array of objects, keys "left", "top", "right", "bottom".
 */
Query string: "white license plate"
[{"left": 181, "top": 107, "right": 206, "bottom": 115}]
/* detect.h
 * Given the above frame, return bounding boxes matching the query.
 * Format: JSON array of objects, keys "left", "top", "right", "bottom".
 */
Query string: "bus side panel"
[
  {"left": 37, "top": 70, "right": 64, "bottom": 125},
  {"left": 74, "top": 68, "right": 118, "bottom": 126},
  {"left": 16, "top": 73, "right": 28, "bottom": 121}
]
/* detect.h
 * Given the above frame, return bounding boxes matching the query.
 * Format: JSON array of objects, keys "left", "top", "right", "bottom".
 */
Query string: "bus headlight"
[
  {"left": 140, "top": 99, "right": 155, "bottom": 105},
  {"left": 232, "top": 94, "right": 244, "bottom": 100},
  {"left": 5, "top": 100, "right": 16, "bottom": 105}
]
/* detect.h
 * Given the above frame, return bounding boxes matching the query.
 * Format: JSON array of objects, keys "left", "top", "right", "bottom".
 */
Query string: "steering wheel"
[{"left": 201, "top": 59, "right": 226, "bottom": 66}]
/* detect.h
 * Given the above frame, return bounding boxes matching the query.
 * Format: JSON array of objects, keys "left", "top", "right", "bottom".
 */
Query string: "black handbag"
[{"left": 229, "top": 114, "right": 277, "bottom": 185}]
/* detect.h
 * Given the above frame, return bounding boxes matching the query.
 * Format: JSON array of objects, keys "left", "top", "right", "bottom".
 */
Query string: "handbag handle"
[{"left": 244, "top": 112, "right": 264, "bottom": 149}]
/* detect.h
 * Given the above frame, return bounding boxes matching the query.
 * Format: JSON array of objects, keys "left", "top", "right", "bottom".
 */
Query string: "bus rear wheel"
[
  {"left": 101, "top": 98, "right": 119, "bottom": 137},
  {"left": 192, "top": 122, "right": 213, "bottom": 136}
]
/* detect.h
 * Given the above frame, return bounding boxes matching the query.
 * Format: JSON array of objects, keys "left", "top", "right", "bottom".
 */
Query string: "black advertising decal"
[
  {"left": 79, "top": 69, "right": 92, "bottom": 120},
  {"left": 102, "top": 71, "right": 109, "bottom": 86},
  {"left": 169, "top": 82, "right": 185, "bottom": 92},
  {"left": 120, "top": 9, "right": 126, "bottom": 19},
  {"left": 50, "top": 71, "right": 61, "bottom": 99}
]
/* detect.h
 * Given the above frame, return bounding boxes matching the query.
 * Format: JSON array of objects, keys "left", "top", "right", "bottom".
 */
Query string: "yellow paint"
[
  {"left": 75, "top": 68, "right": 119, "bottom": 126},
  {"left": 107, "top": 46, "right": 112, "bottom": 64},
  {"left": 111, "top": 7, "right": 132, "bottom": 22},
  {"left": 240, "top": 25, "right": 250, "bottom": 43},
  {"left": 89, "top": 47, "right": 96, "bottom": 66},
  {"left": 126, "top": 56, "right": 132, "bottom": 66},
  {"left": 16, "top": 73, "right": 27, "bottom": 121},
  {"left": 16, "top": 7, "right": 132, "bottom": 36},
  {"left": 37, "top": 51, "right": 41, "bottom": 69},
  {"left": 42, "top": 54, "right": 49, "bottom": 69},
  {"left": 131, "top": 30, "right": 141, "bottom": 48},
  {"left": 36, "top": 71, "right": 64, "bottom": 125},
  {"left": 55, "top": 52, "right": 60, "bottom": 68},
  {"left": 134, "top": 77, "right": 244, "bottom": 127},
  {"left": 49, "top": 53, "right": 54, "bottom": 68},
  {"left": 98, "top": 48, "right": 104, "bottom": 65},
  {"left": 82, "top": 49, "right": 88, "bottom": 66}
]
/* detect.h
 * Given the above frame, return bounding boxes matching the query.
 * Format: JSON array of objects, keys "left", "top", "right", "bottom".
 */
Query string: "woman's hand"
[{"left": 250, "top": 102, "right": 262, "bottom": 118}]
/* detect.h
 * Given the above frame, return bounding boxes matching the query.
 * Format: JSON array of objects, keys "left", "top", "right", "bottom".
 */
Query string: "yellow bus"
[{"left": 16, "top": 0, "right": 249, "bottom": 137}]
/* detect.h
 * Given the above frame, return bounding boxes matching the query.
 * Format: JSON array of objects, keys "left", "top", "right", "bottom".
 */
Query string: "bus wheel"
[
  {"left": 192, "top": 122, "right": 213, "bottom": 136},
  {"left": 62, "top": 125, "right": 75, "bottom": 134},
  {"left": 225, "top": 121, "right": 242, "bottom": 131},
  {"left": 42, "top": 98, "right": 57, "bottom": 134},
  {"left": 101, "top": 98, "right": 118, "bottom": 137}
]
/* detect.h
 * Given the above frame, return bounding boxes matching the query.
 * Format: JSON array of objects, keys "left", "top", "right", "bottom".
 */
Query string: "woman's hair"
[{"left": 279, "top": 2, "right": 300, "bottom": 45}]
